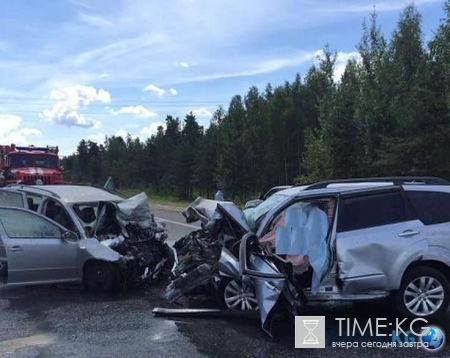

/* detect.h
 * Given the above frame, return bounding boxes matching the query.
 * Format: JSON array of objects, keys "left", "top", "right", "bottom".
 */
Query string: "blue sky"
[{"left": 0, "top": 0, "right": 446, "bottom": 155}]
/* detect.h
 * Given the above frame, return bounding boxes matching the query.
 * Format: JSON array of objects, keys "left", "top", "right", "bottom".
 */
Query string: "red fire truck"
[{"left": 0, "top": 144, "right": 65, "bottom": 186}]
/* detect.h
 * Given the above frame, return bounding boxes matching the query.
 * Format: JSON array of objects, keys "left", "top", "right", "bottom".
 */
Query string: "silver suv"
[{"left": 167, "top": 177, "right": 450, "bottom": 332}]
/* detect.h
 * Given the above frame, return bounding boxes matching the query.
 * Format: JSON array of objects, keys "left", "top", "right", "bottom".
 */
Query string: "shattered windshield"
[
  {"left": 244, "top": 193, "right": 290, "bottom": 232},
  {"left": 73, "top": 203, "right": 99, "bottom": 225}
]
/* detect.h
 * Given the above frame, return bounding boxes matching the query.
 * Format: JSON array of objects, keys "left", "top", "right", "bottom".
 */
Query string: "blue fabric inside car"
[{"left": 275, "top": 202, "right": 329, "bottom": 294}]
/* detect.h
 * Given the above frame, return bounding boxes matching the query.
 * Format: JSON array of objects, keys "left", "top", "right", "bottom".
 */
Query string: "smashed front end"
[
  {"left": 86, "top": 193, "right": 173, "bottom": 286},
  {"left": 164, "top": 197, "right": 301, "bottom": 336}
]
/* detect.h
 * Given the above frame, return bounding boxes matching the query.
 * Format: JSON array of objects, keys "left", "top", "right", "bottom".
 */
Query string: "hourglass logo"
[{"left": 295, "top": 316, "right": 326, "bottom": 348}]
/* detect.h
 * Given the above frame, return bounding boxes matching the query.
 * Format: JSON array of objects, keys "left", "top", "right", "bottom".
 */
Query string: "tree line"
[{"left": 63, "top": 3, "right": 450, "bottom": 201}]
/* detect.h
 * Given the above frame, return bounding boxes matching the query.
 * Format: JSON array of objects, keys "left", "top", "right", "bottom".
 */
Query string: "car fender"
[
  {"left": 390, "top": 245, "right": 450, "bottom": 290},
  {"left": 218, "top": 248, "right": 240, "bottom": 280},
  {"left": 387, "top": 238, "right": 431, "bottom": 290},
  {"left": 78, "top": 238, "right": 121, "bottom": 272}
]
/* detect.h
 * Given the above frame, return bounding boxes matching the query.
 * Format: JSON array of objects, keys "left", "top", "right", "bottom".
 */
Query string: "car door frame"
[
  {"left": 335, "top": 186, "right": 428, "bottom": 293},
  {"left": 0, "top": 206, "right": 80, "bottom": 286},
  {"left": 39, "top": 197, "right": 82, "bottom": 235},
  {"left": 256, "top": 192, "right": 340, "bottom": 281}
]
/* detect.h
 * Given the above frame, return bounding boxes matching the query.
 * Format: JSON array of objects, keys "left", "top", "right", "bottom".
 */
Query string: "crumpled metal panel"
[
  {"left": 217, "top": 202, "right": 251, "bottom": 233},
  {"left": 248, "top": 254, "right": 286, "bottom": 335},
  {"left": 82, "top": 238, "right": 122, "bottom": 262},
  {"left": 116, "top": 192, "right": 154, "bottom": 229},
  {"left": 100, "top": 235, "right": 125, "bottom": 249},
  {"left": 336, "top": 220, "right": 428, "bottom": 292},
  {"left": 182, "top": 197, "right": 251, "bottom": 233},
  {"left": 182, "top": 197, "right": 220, "bottom": 224}
]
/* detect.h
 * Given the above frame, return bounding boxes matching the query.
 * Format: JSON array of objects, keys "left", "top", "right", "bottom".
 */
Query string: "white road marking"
[
  {"left": 0, "top": 334, "right": 54, "bottom": 354},
  {"left": 156, "top": 217, "right": 199, "bottom": 229}
]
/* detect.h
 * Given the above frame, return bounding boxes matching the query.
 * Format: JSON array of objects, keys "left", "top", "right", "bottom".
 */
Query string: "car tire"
[
  {"left": 394, "top": 266, "right": 450, "bottom": 320},
  {"left": 217, "top": 278, "right": 259, "bottom": 311},
  {"left": 84, "top": 261, "right": 118, "bottom": 292}
]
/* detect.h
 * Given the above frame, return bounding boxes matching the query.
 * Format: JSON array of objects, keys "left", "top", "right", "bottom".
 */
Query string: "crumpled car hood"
[
  {"left": 181, "top": 197, "right": 251, "bottom": 233},
  {"left": 116, "top": 192, "right": 157, "bottom": 229}
]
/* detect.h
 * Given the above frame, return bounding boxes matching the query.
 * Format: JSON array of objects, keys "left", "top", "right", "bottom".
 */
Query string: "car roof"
[
  {"left": 274, "top": 182, "right": 395, "bottom": 197},
  {"left": 3, "top": 185, "right": 124, "bottom": 204}
]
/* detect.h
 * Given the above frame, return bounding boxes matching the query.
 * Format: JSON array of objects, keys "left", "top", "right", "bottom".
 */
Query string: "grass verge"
[{"left": 120, "top": 188, "right": 191, "bottom": 208}]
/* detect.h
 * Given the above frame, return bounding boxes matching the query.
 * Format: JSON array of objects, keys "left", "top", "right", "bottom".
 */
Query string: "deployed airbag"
[{"left": 275, "top": 203, "right": 328, "bottom": 294}]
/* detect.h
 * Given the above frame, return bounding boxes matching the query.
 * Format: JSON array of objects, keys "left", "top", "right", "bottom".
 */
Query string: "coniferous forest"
[{"left": 63, "top": 3, "right": 450, "bottom": 201}]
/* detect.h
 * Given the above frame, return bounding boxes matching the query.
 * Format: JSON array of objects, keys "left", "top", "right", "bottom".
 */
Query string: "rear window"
[
  {"left": 406, "top": 191, "right": 450, "bottom": 225},
  {"left": 338, "top": 191, "right": 413, "bottom": 232}
]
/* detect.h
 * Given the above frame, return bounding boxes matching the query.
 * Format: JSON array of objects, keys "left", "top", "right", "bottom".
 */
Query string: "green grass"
[
  {"left": 119, "top": 187, "right": 256, "bottom": 209},
  {"left": 120, "top": 188, "right": 191, "bottom": 208}
]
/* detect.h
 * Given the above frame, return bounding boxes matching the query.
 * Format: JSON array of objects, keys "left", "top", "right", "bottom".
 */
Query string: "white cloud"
[
  {"left": 78, "top": 13, "right": 112, "bottom": 28},
  {"left": 143, "top": 84, "right": 166, "bottom": 97},
  {"left": 177, "top": 51, "right": 318, "bottom": 84},
  {"left": 319, "top": 0, "right": 442, "bottom": 13},
  {"left": 40, "top": 85, "right": 111, "bottom": 128},
  {"left": 314, "top": 50, "right": 361, "bottom": 81},
  {"left": 87, "top": 129, "right": 139, "bottom": 142},
  {"left": 335, "top": 51, "right": 362, "bottom": 81},
  {"left": 191, "top": 108, "right": 213, "bottom": 117},
  {"left": 143, "top": 84, "right": 178, "bottom": 97},
  {"left": 99, "top": 73, "right": 109, "bottom": 78},
  {"left": 0, "top": 114, "right": 42, "bottom": 145},
  {"left": 0, "top": 114, "right": 22, "bottom": 136},
  {"left": 71, "top": 33, "right": 167, "bottom": 68},
  {"left": 140, "top": 121, "right": 166, "bottom": 137},
  {"left": 70, "top": 0, "right": 94, "bottom": 10},
  {"left": 179, "top": 61, "right": 190, "bottom": 68},
  {"left": 115, "top": 129, "right": 129, "bottom": 138},
  {"left": 115, "top": 105, "right": 158, "bottom": 118},
  {"left": 86, "top": 132, "right": 107, "bottom": 143}
]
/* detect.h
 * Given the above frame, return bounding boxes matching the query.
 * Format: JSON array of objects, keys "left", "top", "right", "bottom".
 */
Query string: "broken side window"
[
  {"left": 26, "top": 194, "right": 42, "bottom": 212},
  {"left": 95, "top": 202, "right": 121, "bottom": 237},
  {"left": 259, "top": 198, "right": 335, "bottom": 294},
  {"left": 43, "top": 199, "right": 78, "bottom": 233},
  {"left": 73, "top": 203, "right": 98, "bottom": 224}
]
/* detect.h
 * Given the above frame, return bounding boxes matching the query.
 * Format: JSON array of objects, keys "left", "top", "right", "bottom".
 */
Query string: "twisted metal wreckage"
[
  {"left": 96, "top": 192, "right": 174, "bottom": 287},
  {"left": 157, "top": 196, "right": 331, "bottom": 336}
]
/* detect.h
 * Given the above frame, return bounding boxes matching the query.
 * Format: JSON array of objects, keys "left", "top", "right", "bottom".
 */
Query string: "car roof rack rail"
[{"left": 304, "top": 176, "right": 450, "bottom": 190}]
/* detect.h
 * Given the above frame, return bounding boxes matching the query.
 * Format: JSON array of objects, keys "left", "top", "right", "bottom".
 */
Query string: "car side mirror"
[{"left": 62, "top": 231, "right": 78, "bottom": 242}]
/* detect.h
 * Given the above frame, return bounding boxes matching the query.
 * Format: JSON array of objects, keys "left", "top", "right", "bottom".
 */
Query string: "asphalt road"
[
  {"left": 0, "top": 208, "right": 449, "bottom": 357},
  {"left": 152, "top": 206, "right": 200, "bottom": 245}
]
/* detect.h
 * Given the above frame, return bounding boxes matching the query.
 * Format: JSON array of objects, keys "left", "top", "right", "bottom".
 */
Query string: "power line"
[{"left": 0, "top": 97, "right": 230, "bottom": 104}]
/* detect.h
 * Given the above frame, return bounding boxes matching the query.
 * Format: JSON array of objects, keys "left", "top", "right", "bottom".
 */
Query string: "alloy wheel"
[
  {"left": 403, "top": 276, "right": 445, "bottom": 317},
  {"left": 224, "top": 280, "right": 259, "bottom": 311}
]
